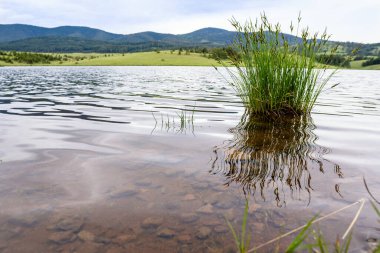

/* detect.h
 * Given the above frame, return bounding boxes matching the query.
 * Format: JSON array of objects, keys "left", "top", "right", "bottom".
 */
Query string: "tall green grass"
[
  {"left": 227, "top": 13, "right": 336, "bottom": 116},
  {"left": 226, "top": 200, "right": 251, "bottom": 253}
]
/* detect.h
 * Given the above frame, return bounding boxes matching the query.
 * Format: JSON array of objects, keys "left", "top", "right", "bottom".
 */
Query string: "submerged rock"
[
  {"left": 205, "top": 193, "right": 222, "bottom": 205},
  {"left": 109, "top": 188, "right": 138, "bottom": 199},
  {"left": 113, "top": 233, "right": 137, "bottom": 245},
  {"left": 141, "top": 217, "right": 163, "bottom": 229},
  {"left": 253, "top": 222, "right": 265, "bottom": 231},
  {"left": 180, "top": 213, "right": 199, "bottom": 223},
  {"left": 196, "top": 204, "right": 214, "bottom": 214},
  {"left": 196, "top": 227, "right": 211, "bottom": 240},
  {"left": 51, "top": 217, "right": 83, "bottom": 232},
  {"left": 177, "top": 234, "right": 192, "bottom": 244},
  {"left": 48, "top": 231, "right": 77, "bottom": 244},
  {"left": 248, "top": 202, "right": 261, "bottom": 213},
  {"left": 214, "top": 225, "right": 228, "bottom": 234},
  {"left": 223, "top": 208, "right": 236, "bottom": 220},
  {"left": 182, "top": 194, "right": 196, "bottom": 201},
  {"left": 135, "top": 179, "right": 153, "bottom": 187},
  {"left": 165, "top": 202, "right": 179, "bottom": 210},
  {"left": 157, "top": 228, "right": 176, "bottom": 238},
  {"left": 78, "top": 230, "right": 95, "bottom": 242},
  {"left": 8, "top": 215, "right": 38, "bottom": 227},
  {"left": 106, "top": 247, "right": 125, "bottom": 253},
  {"left": 0, "top": 224, "right": 23, "bottom": 239},
  {"left": 203, "top": 218, "right": 221, "bottom": 227},
  {"left": 213, "top": 201, "right": 233, "bottom": 210},
  {"left": 74, "top": 242, "right": 103, "bottom": 253},
  {"left": 94, "top": 236, "right": 111, "bottom": 244},
  {"left": 213, "top": 185, "right": 228, "bottom": 192}
]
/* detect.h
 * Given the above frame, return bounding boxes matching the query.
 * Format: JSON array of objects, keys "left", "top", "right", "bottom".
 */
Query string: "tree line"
[
  {"left": 0, "top": 51, "right": 62, "bottom": 64},
  {"left": 362, "top": 57, "right": 380, "bottom": 67}
]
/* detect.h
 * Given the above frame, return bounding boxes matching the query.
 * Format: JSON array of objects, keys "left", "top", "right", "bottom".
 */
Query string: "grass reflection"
[{"left": 211, "top": 111, "right": 343, "bottom": 206}]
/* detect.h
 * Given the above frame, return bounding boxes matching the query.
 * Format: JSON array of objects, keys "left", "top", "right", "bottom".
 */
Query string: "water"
[{"left": 0, "top": 66, "right": 379, "bottom": 252}]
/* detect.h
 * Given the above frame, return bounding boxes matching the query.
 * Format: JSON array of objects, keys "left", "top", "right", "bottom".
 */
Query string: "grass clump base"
[{"left": 227, "top": 13, "right": 336, "bottom": 117}]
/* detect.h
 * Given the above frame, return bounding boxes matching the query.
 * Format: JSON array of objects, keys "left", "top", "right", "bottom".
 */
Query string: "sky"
[{"left": 0, "top": 0, "right": 379, "bottom": 43}]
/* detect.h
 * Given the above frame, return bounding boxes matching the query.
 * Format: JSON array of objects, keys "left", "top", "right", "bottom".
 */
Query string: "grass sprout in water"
[
  {"left": 226, "top": 200, "right": 251, "bottom": 253},
  {"left": 151, "top": 108, "right": 195, "bottom": 134},
  {"left": 225, "top": 13, "right": 337, "bottom": 116},
  {"left": 211, "top": 111, "right": 343, "bottom": 206},
  {"left": 227, "top": 199, "right": 370, "bottom": 252}
]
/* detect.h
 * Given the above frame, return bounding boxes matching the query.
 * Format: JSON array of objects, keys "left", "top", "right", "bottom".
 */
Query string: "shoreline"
[
  {"left": 1, "top": 51, "right": 379, "bottom": 69},
  {"left": 1, "top": 65, "right": 379, "bottom": 70}
]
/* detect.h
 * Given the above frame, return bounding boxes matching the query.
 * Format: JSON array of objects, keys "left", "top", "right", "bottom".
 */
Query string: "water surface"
[{"left": 0, "top": 67, "right": 379, "bottom": 252}]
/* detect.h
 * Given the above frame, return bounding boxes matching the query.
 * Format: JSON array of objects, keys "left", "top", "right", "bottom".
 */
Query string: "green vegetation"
[
  {"left": 0, "top": 49, "right": 379, "bottom": 69},
  {"left": 226, "top": 200, "right": 251, "bottom": 253},
  {"left": 370, "top": 201, "right": 380, "bottom": 252},
  {"left": 285, "top": 218, "right": 315, "bottom": 253},
  {"left": 226, "top": 202, "right": 351, "bottom": 253},
  {"left": 304, "top": 230, "right": 352, "bottom": 253},
  {"left": 152, "top": 108, "right": 195, "bottom": 133},
  {"left": 0, "top": 51, "right": 62, "bottom": 64},
  {"left": 351, "top": 60, "right": 380, "bottom": 70},
  {"left": 1, "top": 25, "right": 379, "bottom": 59},
  {"left": 316, "top": 54, "right": 350, "bottom": 68},
  {"left": 225, "top": 13, "right": 336, "bottom": 116},
  {"left": 227, "top": 198, "right": 376, "bottom": 253},
  {"left": 0, "top": 50, "right": 224, "bottom": 66},
  {"left": 70, "top": 51, "right": 223, "bottom": 66},
  {"left": 362, "top": 57, "right": 380, "bottom": 67}
]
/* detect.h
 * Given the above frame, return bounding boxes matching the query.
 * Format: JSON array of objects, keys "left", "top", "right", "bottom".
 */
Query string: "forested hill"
[
  {"left": 0, "top": 24, "right": 379, "bottom": 55},
  {"left": 0, "top": 25, "right": 238, "bottom": 52}
]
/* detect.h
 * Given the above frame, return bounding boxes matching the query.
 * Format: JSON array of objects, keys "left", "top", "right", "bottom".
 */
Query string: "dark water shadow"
[{"left": 211, "top": 111, "right": 343, "bottom": 206}]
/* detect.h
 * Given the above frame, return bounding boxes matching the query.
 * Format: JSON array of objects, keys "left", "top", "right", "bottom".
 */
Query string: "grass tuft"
[{"left": 226, "top": 13, "right": 337, "bottom": 116}]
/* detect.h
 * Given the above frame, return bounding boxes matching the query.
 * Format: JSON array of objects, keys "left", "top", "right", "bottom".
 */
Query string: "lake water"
[{"left": 0, "top": 67, "right": 379, "bottom": 252}]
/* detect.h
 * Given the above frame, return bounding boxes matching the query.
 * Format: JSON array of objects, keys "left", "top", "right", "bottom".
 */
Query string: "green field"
[
  {"left": 350, "top": 60, "right": 380, "bottom": 70},
  {"left": 0, "top": 51, "right": 225, "bottom": 67},
  {"left": 1, "top": 51, "right": 380, "bottom": 69}
]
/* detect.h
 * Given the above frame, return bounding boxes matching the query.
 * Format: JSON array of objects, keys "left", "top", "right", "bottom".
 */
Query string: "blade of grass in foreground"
[
  {"left": 226, "top": 200, "right": 251, "bottom": 253},
  {"left": 285, "top": 217, "right": 315, "bottom": 253}
]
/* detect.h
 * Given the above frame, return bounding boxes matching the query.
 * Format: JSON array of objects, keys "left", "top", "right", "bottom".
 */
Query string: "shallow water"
[{"left": 0, "top": 67, "right": 379, "bottom": 252}]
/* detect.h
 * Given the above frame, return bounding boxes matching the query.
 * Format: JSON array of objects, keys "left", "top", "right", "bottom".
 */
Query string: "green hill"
[{"left": 0, "top": 24, "right": 379, "bottom": 62}]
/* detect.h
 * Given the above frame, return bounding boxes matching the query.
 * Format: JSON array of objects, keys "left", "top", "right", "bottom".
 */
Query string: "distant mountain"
[
  {"left": 0, "top": 36, "right": 181, "bottom": 53},
  {"left": 0, "top": 24, "right": 236, "bottom": 44},
  {"left": 179, "top": 27, "right": 236, "bottom": 45},
  {"left": 0, "top": 24, "right": 378, "bottom": 55},
  {"left": 117, "top": 31, "right": 178, "bottom": 43},
  {"left": 0, "top": 25, "right": 240, "bottom": 52},
  {"left": 0, "top": 24, "right": 123, "bottom": 42},
  {"left": 0, "top": 36, "right": 127, "bottom": 53}
]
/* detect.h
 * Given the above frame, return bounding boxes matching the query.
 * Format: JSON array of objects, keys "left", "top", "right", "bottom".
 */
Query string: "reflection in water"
[{"left": 211, "top": 111, "right": 343, "bottom": 206}]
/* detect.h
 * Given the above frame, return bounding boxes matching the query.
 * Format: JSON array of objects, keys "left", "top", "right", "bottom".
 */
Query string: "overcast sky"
[{"left": 0, "top": 0, "right": 379, "bottom": 43}]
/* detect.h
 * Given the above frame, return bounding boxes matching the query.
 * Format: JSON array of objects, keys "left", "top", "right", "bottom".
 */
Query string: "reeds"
[
  {"left": 151, "top": 108, "right": 195, "bottom": 134},
  {"left": 226, "top": 13, "right": 336, "bottom": 116}
]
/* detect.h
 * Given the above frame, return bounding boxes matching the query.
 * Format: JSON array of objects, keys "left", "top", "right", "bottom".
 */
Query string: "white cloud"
[{"left": 0, "top": 0, "right": 379, "bottom": 43}]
